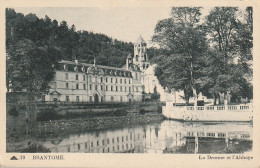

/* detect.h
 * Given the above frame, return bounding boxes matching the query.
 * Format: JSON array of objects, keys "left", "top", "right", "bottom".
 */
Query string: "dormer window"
[
  {"left": 74, "top": 66, "right": 78, "bottom": 72},
  {"left": 64, "top": 64, "right": 68, "bottom": 71}
]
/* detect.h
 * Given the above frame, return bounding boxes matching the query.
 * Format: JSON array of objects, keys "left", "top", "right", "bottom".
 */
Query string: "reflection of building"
[
  {"left": 42, "top": 121, "right": 252, "bottom": 153},
  {"left": 144, "top": 120, "right": 253, "bottom": 154},
  {"left": 43, "top": 126, "right": 145, "bottom": 153}
]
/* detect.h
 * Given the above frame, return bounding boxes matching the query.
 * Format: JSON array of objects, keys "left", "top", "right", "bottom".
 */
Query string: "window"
[
  {"left": 83, "top": 75, "right": 85, "bottom": 81},
  {"left": 120, "top": 97, "right": 123, "bottom": 102},
  {"left": 122, "top": 137, "right": 124, "bottom": 142},
  {"left": 120, "top": 86, "right": 122, "bottom": 92},
  {"left": 89, "top": 75, "right": 92, "bottom": 82},
  {"left": 116, "top": 86, "right": 118, "bottom": 92},
  {"left": 66, "top": 96, "right": 69, "bottom": 102},
  {"left": 107, "top": 139, "right": 109, "bottom": 144},
  {"left": 65, "top": 73, "right": 68, "bottom": 80},
  {"left": 122, "top": 145, "right": 124, "bottom": 150},
  {"left": 107, "top": 147, "right": 110, "bottom": 153},
  {"left": 97, "top": 141, "right": 99, "bottom": 146},
  {"left": 129, "top": 79, "right": 131, "bottom": 84},
  {"left": 106, "top": 77, "right": 108, "bottom": 82},
  {"left": 117, "top": 145, "right": 119, "bottom": 150},
  {"left": 117, "top": 137, "right": 119, "bottom": 143},
  {"left": 125, "top": 79, "right": 126, "bottom": 84},
  {"left": 76, "top": 74, "right": 78, "bottom": 80},
  {"left": 113, "top": 147, "right": 115, "bottom": 151},
  {"left": 135, "top": 73, "right": 138, "bottom": 80},
  {"left": 129, "top": 87, "right": 131, "bottom": 92},
  {"left": 76, "top": 83, "right": 79, "bottom": 89},
  {"left": 101, "top": 97, "right": 104, "bottom": 102},
  {"left": 106, "top": 85, "right": 108, "bottom": 91},
  {"left": 130, "top": 133, "right": 132, "bottom": 140},
  {"left": 126, "top": 144, "right": 128, "bottom": 149},
  {"left": 111, "top": 86, "right": 113, "bottom": 91},
  {"left": 116, "top": 78, "right": 118, "bottom": 83},
  {"left": 102, "top": 140, "right": 104, "bottom": 145},
  {"left": 90, "top": 84, "right": 92, "bottom": 90},
  {"left": 68, "top": 146, "right": 70, "bottom": 152},
  {"left": 112, "top": 138, "right": 114, "bottom": 144},
  {"left": 101, "top": 85, "right": 103, "bottom": 91},
  {"left": 111, "top": 96, "right": 114, "bottom": 101},
  {"left": 125, "top": 87, "right": 127, "bottom": 92},
  {"left": 89, "top": 96, "right": 93, "bottom": 102},
  {"left": 78, "top": 144, "right": 80, "bottom": 150},
  {"left": 54, "top": 82, "right": 57, "bottom": 89},
  {"left": 136, "top": 87, "right": 138, "bottom": 92},
  {"left": 101, "top": 77, "right": 103, "bottom": 83},
  {"left": 120, "top": 79, "right": 122, "bottom": 84},
  {"left": 66, "top": 83, "right": 69, "bottom": 89},
  {"left": 76, "top": 96, "right": 79, "bottom": 102},
  {"left": 83, "top": 84, "right": 86, "bottom": 90},
  {"left": 85, "top": 142, "right": 87, "bottom": 149},
  {"left": 95, "top": 85, "right": 97, "bottom": 90},
  {"left": 111, "top": 78, "right": 113, "bottom": 83}
]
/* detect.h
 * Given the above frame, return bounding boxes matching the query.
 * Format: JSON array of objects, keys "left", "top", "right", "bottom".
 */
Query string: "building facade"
[
  {"left": 45, "top": 59, "right": 143, "bottom": 102},
  {"left": 45, "top": 36, "right": 152, "bottom": 103}
]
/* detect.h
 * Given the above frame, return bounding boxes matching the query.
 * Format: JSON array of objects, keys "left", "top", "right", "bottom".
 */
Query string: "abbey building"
[{"left": 45, "top": 35, "right": 154, "bottom": 103}]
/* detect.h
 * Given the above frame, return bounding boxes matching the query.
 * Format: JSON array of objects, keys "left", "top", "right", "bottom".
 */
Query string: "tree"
[
  {"left": 152, "top": 7, "right": 208, "bottom": 105},
  {"left": 7, "top": 39, "right": 59, "bottom": 95},
  {"left": 205, "top": 7, "right": 253, "bottom": 105}
]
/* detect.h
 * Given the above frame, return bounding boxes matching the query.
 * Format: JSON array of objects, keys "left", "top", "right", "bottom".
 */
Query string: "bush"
[
  {"left": 140, "top": 109, "right": 146, "bottom": 115},
  {"left": 37, "top": 109, "right": 61, "bottom": 121},
  {"left": 8, "top": 107, "right": 19, "bottom": 117}
]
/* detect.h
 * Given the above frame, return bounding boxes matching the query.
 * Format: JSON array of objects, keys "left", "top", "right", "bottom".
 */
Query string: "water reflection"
[{"left": 41, "top": 120, "right": 252, "bottom": 154}]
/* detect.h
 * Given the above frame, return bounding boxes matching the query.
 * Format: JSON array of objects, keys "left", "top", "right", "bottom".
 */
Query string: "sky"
[{"left": 13, "top": 7, "right": 173, "bottom": 45}]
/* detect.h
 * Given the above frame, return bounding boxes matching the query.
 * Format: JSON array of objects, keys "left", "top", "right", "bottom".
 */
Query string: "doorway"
[{"left": 94, "top": 94, "right": 99, "bottom": 103}]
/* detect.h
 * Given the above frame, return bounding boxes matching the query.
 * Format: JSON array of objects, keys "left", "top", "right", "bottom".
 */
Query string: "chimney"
[{"left": 126, "top": 58, "right": 129, "bottom": 70}]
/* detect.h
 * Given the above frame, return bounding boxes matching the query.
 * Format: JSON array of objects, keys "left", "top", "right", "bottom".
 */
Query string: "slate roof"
[{"left": 56, "top": 60, "right": 137, "bottom": 78}]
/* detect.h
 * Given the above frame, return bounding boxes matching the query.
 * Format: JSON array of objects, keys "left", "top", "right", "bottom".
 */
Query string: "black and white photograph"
[{"left": 1, "top": 0, "right": 259, "bottom": 167}]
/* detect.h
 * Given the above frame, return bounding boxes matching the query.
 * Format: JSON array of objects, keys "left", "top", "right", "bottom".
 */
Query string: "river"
[{"left": 39, "top": 120, "right": 252, "bottom": 154}]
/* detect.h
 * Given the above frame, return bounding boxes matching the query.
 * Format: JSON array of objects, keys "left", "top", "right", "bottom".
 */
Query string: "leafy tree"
[
  {"left": 205, "top": 7, "right": 253, "bottom": 104},
  {"left": 152, "top": 7, "right": 208, "bottom": 105}
]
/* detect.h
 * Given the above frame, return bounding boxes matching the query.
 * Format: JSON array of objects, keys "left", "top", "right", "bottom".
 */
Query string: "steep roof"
[
  {"left": 56, "top": 60, "right": 138, "bottom": 77},
  {"left": 136, "top": 34, "right": 146, "bottom": 44}
]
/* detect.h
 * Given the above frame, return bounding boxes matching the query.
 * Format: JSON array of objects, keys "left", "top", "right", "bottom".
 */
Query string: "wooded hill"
[{"left": 6, "top": 8, "right": 158, "bottom": 94}]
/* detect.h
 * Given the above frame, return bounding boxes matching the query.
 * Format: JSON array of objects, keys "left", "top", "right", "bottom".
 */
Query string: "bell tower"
[{"left": 133, "top": 35, "right": 150, "bottom": 72}]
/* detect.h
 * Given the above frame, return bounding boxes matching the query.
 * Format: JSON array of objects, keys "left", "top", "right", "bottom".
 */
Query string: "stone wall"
[{"left": 38, "top": 113, "right": 163, "bottom": 136}]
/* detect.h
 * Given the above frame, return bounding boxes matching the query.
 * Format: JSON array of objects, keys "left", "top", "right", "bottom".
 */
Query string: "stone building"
[
  {"left": 44, "top": 35, "right": 171, "bottom": 103},
  {"left": 45, "top": 59, "right": 143, "bottom": 102}
]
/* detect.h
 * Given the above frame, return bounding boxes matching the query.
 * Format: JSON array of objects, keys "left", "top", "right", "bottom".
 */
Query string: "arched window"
[{"left": 110, "top": 96, "right": 114, "bottom": 102}]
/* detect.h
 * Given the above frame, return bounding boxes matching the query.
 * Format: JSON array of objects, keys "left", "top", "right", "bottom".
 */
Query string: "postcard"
[{"left": 0, "top": 0, "right": 259, "bottom": 167}]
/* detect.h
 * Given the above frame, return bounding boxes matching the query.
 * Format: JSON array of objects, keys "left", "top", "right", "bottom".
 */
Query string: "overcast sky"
[{"left": 13, "top": 7, "right": 173, "bottom": 45}]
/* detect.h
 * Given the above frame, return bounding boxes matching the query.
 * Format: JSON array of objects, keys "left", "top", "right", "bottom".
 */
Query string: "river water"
[{"left": 40, "top": 120, "right": 252, "bottom": 154}]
